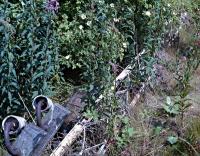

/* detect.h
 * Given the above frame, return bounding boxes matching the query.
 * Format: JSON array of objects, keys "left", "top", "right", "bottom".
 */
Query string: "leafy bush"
[
  {"left": 1, "top": 0, "right": 198, "bottom": 154},
  {"left": 57, "top": 0, "right": 174, "bottom": 96},
  {"left": 58, "top": 0, "right": 125, "bottom": 86},
  {"left": 57, "top": 0, "right": 182, "bottom": 152},
  {"left": 0, "top": 0, "right": 59, "bottom": 120}
]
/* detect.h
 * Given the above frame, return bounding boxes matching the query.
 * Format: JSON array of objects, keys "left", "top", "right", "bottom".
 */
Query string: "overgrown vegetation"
[
  {"left": 0, "top": 0, "right": 59, "bottom": 149},
  {"left": 0, "top": 0, "right": 59, "bottom": 119},
  {"left": 0, "top": 0, "right": 200, "bottom": 155}
]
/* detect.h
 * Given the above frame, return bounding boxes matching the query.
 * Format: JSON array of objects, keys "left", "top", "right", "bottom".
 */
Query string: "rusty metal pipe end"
[
  {"left": 33, "top": 95, "right": 53, "bottom": 130},
  {"left": 32, "top": 95, "right": 53, "bottom": 112},
  {"left": 3, "top": 119, "right": 22, "bottom": 156}
]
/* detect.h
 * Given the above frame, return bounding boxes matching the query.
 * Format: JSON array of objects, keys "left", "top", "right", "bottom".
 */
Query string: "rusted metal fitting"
[
  {"left": 2, "top": 115, "right": 26, "bottom": 156},
  {"left": 32, "top": 95, "right": 53, "bottom": 130},
  {"left": 4, "top": 96, "right": 70, "bottom": 156}
]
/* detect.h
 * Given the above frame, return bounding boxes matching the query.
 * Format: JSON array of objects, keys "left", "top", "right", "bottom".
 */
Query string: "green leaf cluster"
[
  {"left": 163, "top": 97, "right": 179, "bottom": 115},
  {"left": 0, "top": 1, "right": 59, "bottom": 120}
]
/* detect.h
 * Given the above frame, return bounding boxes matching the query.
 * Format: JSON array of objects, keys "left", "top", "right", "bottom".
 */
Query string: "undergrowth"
[{"left": 0, "top": 0, "right": 200, "bottom": 155}]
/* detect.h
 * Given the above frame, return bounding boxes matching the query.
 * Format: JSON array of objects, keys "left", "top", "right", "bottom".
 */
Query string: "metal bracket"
[{"left": 5, "top": 103, "right": 70, "bottom": 156}]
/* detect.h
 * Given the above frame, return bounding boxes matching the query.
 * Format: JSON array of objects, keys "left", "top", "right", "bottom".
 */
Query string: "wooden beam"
[{"left": 50, "top": 119, "right": 89, "bottom": 156}]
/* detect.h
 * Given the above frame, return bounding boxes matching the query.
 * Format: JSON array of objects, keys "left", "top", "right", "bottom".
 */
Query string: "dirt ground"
[
  {"left": 142, "top": 46, "right": 200, "bottom": 116},
  {"left": 187, "top": 67, "right": 200, "bottom": 116}
]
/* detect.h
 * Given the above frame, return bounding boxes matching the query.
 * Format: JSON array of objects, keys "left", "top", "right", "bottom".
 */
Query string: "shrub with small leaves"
[{"left": 58, "top": 0, "right": 125, "bottom": 87}]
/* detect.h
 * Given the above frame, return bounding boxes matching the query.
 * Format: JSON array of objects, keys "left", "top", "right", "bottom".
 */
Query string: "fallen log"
[{"left": 50, "top": 119, "right": 89, "bottom": 156}]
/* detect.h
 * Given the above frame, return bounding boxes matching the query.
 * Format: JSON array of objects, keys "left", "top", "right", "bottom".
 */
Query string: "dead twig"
[
  {"left": 79, "top": 125, "right": 86, "bottom": 155},
  {"left": 84, "top": 141, "right": 106, "bottom": 153},
  {"left": 18, "top": 93, "right": 36, "bottom": 124}
]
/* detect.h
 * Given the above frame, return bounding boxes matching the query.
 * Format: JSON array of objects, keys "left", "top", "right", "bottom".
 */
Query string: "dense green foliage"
[
  {"left": 56, "top": 0, "right": 184, "bottom": 154},
  {"left": 0, "top": 1, "right": 59, "bottom": 120},
  {"left": 58, "top": 0, "right": 172, "bottom": 84},
  {"left": 58, "top": 0, "right": 125, "bottom": 85},
  {"left": 0, "top": 0, "right": 200, "bottom": 154}
]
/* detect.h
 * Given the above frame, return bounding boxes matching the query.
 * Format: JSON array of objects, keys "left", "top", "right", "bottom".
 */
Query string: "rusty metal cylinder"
[
  {"left": 2, "top": 115, "right": 26, "bottom": 156},
  {"left": 32, "top": 95, "right": 54, "bottom": 130}
]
